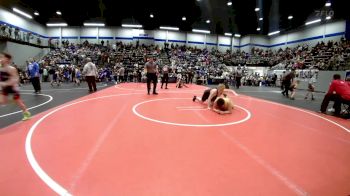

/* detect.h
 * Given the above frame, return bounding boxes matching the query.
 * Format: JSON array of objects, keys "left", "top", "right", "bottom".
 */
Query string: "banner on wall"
[{"left": 346, "top": 20, "right": 350, "bottom": 40}]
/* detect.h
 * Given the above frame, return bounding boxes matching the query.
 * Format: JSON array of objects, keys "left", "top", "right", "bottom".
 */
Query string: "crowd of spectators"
[
  {"left": 12, "top": 36, "right": 349, "bottom": 89},
  {"left": 18, "top": 41, "right": 234, "bottom": 86},
  {"left": 244, "top": 38, "right": 350, "bottom": 71}
]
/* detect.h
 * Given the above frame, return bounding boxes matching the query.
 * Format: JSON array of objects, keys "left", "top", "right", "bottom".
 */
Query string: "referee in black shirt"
[{"left": 145, "top": 57, "right": 158, "bottom": 95}]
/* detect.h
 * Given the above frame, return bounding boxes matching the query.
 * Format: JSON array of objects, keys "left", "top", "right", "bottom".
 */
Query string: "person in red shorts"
[
  {"left": 320, "top": 74, "right": 350, "bottom": 116},
  {"left": 0, "top": 52, "right": 31, "bottom": 120}
]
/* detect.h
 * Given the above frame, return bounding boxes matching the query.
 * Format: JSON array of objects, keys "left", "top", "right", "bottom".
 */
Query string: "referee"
[{"left": 145, "top": 57, "right": 158, "bottom": 95}]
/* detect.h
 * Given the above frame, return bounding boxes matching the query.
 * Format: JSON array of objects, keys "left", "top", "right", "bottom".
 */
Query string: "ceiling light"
[
  {"left": 259, "top": 17, "right": 263, "bottom": 21},
  {"left": 268, "top": 31, "right": 280, "bottom": 36},
  {"left": 257, "top": 27, "right": 261, "bottom": 31},
  {"left": 46, "top": 23, "right": 67, "bottom": 27},
  {"left": 83, "top": 23, "right": 105, "bottom": 27},
  {"left": 160, "top": 26, "right": 179, "bottom": 31},
  {"left": 234, "top": 34, "right": 241, "bottom": 37},
  {"left": 12, "top": 8, "right": 33, "bottom": 19},
  {"left": 150, "top": 14, "right": 154, "bottom": 18},
  {"left": 182, "top": 16, "right": 186, "bottom": 21},
  {"left": 305, "top": 19, "right": 321, "bottom": 25},
  {"left": 56, "top": 11, "right": 62, "bottom": 15},
  {"left": 34, "top": 11, "right": 39, "bottom": 16},
  {"left": 122, "top": 24, "right": 142, "bottom": 28},
  {"left": 192, "top": 29, "right": 210, "bottom": 34},
  {"left": 255, "top": 8, "right": 260, "bottom": 12},
  {"left": 326, "top": 16, "right": 331, "bottom": 20},
  {"left": 206, "top": 20, "right": 210, "bottom": 24},
  {"left": 325, "top": 2, "right": 331, "bottom": 7},
  {"left": 288, "top": 15, "right": 293, "bottom": 20},
  {"left": 225, "top": 33, "right": 232, "bottom": 36},
  {"left": 227, "top": 1, "right": 232, "bottom": 6}
]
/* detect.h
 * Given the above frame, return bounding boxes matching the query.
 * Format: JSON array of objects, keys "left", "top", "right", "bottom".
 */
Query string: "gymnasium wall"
[
  {"left": 218, "top": 36, "right": 232, "bottom": 52},
  {"left": 269, "top": 20, "right": 346, "bottom": 50},
  {"left": 297, "top": 71, "right": 346, "bottom": 92},
  {"left": 206, "top": 34, "right": 218, "bottom": 50},
  {"left": 239, "top": 36, "right": 251, "bottom": 53},
  {"left": 0, "top": 6, "right": 347, "bottom": 53},
  {"left": 0, "top": 41, "right": 49, "bottom": 68},
  {"left": 0, "top": 6, "right": 48, "bottom": 45}
]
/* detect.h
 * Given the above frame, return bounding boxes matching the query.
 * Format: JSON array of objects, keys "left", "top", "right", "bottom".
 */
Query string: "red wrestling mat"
[{"left": 0, "top": 83, "right": 349, "bottom": 196}]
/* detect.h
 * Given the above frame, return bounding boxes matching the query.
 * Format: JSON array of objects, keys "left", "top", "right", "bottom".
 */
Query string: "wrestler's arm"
[{"left": 207, "top": 89, "right": 216, "bottom": 109}]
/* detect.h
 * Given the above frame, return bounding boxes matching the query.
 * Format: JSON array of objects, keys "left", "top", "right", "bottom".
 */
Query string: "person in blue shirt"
[{"left": 27, "top": 58, "right": 41, "bottom": 93}]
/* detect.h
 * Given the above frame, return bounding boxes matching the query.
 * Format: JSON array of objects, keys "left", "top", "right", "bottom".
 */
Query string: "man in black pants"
[
  {"left": 187, "top": 69, "right": 194, "bottom": 84},
  {"left": 145, "top": 58, "right": 158, "bottom": 95},
  {"left": 161, "top": 64, "right": 169, "bottom": 89},
  {"left": 235, "top": 66, "right": 243, "bottom": 89},
  {"left": 281, "top": 69, "right": 295, "bottom": 98},
  {"left": 83, "top": 58, "right": 97, "bottom": 93},
  {"left": 27, "top": 58, "right": 41, "bottom": 94}
]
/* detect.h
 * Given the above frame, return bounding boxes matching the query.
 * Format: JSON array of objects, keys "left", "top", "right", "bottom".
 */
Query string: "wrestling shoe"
[
  {"left": 22, "top": 111, "right": 31, "bottom": 121},
  {"left": 193, "top": 96, "right": 197, "bottom": 102}
]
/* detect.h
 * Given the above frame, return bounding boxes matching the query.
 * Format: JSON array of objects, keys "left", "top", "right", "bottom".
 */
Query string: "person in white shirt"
[
  {"left": 176, "top": 73, "right": 188, "bottom": 88},
  {"left": 304, "top": 75, "right": 316, "bottom": 100},
  {"left": 83, "top": 58, "right": 97, "bottom": 93}
]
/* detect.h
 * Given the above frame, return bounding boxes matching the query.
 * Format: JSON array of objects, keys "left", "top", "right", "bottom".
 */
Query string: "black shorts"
[
  {"left": 2, "top": 86, "right": 20, "bottom": 100},
  {"left": 308, "top": 84, "right": 314, "bottom": 92},
  {"left": 201, "top": 89, "right": 211, "bottom": 102}
]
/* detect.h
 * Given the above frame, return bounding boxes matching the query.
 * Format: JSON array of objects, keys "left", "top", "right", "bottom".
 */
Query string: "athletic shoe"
[
  {"left": 328, "top": 108, "right": 335, "bottom": 112},
  {"left": 290, "top": 97, "right": 295, "bottom": 100},
  {"left": 153, "top": 92, "right": 158, "bottom": 95},
  {"left": 193, "top": 96, "right": 197, "bottom": 102},
  {"left": 22, "top": 111, "right": 31, "bottom": 121}
]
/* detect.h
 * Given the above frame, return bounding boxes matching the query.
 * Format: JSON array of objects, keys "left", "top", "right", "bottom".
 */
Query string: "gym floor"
[
  {"left": 1, "top": 82, "right": 326, "bottom": 129},
  {"left": 0, "top": 82, "right": 349, "bottom": 196}
]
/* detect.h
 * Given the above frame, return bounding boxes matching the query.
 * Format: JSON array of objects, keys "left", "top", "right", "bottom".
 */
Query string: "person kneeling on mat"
[
  {"left": 192, "top": 84, "right": 226, "bottom": 109},
  {"left": 176, "top": 73, "right": 188, "bottom": 88}
]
